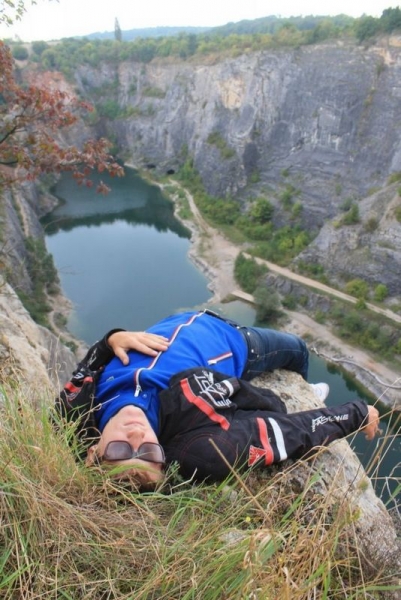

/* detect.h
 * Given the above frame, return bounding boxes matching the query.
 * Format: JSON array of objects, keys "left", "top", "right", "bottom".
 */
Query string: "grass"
[{"left": 0, "top": 380, "right": 400, "bottom": 599}]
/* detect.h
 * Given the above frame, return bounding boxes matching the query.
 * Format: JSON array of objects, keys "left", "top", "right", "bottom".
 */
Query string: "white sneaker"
[{"left": 310, "top": 383, "right": 330, "bottom": 402}]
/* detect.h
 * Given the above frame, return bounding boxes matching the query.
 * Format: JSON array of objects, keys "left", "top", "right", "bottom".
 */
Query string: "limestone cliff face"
[
  {"left": 0, "top": 182, "right": 76, "bottom": 389},
  {"left": 296, "top": 183, "right": 401, "bottom": 295},
  {"left": 0, "top": 279, "right": 75, "bottom": 390},
  {"left": 70, "top": 35, "right": 401, "bottom": 296}
]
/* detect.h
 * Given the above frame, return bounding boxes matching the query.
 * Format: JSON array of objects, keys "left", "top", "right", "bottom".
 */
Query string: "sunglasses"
[{"left": 97, "top": 441, "right": 166, "bottom": 465}]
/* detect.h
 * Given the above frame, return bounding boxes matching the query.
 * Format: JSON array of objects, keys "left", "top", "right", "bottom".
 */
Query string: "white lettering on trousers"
[{"left": 311, "top": 414, "right": 349, "bottom": 432}]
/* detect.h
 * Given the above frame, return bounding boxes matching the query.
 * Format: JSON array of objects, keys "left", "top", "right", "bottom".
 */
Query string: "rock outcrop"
[
  {"left": 0, "top": 279, "right": 75, "bottom": 391},
  {"left": 254, "top": 370, "right": 401, "bottom": 587}
]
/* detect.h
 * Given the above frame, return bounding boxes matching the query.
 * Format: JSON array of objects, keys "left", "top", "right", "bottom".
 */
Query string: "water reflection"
[{"left": 42, "top": 168, "right": 190, "bottom": 237}]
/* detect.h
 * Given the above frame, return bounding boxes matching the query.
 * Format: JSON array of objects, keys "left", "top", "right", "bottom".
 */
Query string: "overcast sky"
[{"left": 1, "top": 0, "right": 400, "bottom": 42}]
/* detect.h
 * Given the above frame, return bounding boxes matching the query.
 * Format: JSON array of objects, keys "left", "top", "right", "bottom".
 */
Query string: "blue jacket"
[{"left": 95, "top": 310, "right": 247, "bottom": 433}]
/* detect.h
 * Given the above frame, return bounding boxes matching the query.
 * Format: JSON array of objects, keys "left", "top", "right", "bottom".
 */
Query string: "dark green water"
[
  {"left": 42, "top": 169, "right": 400, "bottom": 507},
  {"left": 42, "top": 169, "right": 211, "bottom": 340}
]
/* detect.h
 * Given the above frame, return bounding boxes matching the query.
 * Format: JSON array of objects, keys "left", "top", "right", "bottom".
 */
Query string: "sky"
[{"left": 1, "top": 0, "right": 400, "bottom": 42}]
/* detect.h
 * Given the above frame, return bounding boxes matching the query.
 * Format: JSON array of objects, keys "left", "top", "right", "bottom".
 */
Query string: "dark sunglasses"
[{"left": 97, "top": 441, "right": 166, "bottom": 465}]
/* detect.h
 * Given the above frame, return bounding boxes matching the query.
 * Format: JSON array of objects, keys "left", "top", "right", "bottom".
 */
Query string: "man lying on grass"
[{"left": 57, "top": 310, "right": 381, "bottom": 488}]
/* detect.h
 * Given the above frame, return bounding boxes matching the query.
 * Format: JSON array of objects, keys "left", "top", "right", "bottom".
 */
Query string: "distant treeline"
[
  {"left": 8, "top": 8, "right": 401, "bottom": 69},
  {"left": 83, "top": 26, "right": 211, "bottom": 42}
]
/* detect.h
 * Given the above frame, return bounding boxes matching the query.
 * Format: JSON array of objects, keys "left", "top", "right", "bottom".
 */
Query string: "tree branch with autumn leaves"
[{"left": 0, "top": 40, "right": 124, "bottom": 193}]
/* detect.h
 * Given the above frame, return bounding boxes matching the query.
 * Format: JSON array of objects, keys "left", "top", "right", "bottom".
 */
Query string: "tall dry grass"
[{"left": 0, "top": 382, "right": 400, "bottom": 600}]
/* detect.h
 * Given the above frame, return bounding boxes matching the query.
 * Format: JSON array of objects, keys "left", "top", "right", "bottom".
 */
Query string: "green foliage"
[
  {"left": 251, "top": 226, "right": 312, "bottom": 266},
  {"left": 31, "top": 41, "right": 49, "bottom": 56},
  {"left": 21, "top": 10, "right": 401, "bottom": 75},
  {"left": 388, "top": 172, "right": 401, "bottom": 184},
  {"left": 373, "top": 283, "right": 388, "bottom": 302},
  {"left": 330, "top": 302, "right": 401, "bottom": 360},
  {"left": 280, "top": 184, "right": 299, "bottom": 209},
  {"left": 234, "top": 253, "right": 268, "bottom": 293},
  {"left": 235, "top": 216, "right": 273, "bottom": 241},
  {"left": 335, "top": 182, "right": 342, "bottom": 196},
  {"left": 198, "top": 194, "right": 240, "bottom": 224},
  {"left": 96, "top": 99, "right": 122, "bottom": 119},
  {"left": 355, "top": 16, "right": 380, "bottom": 42},
  {"left": 177, "top": 160, "right": 240, "bottom": 224},
  {"left": 341, "top": 203, "right": 360, "bottom": 225},
  {"left": 291, "top": 201, "right": 303, "bottom": 218},
  {"left": 207, "top": 131, "right": 236, "bottom": 160},
  {"left": 296, "top": 261, "right": 328, "bottom": 283},
  {"left": 249, "top": 169, "right": 260, "bottom": 184},
  {"left": 345, "top": 278, "right": 369, "bottom": 299},
  {"left": 394, "top": 205, "right": 401, "bottom": 223},
  {"left": 340, "top": 197, "right": 353, "bottom": 211},
  {"left": 282, "top": 293, "right": 298, "bottom": 310},
  {"left": 314, "top": 309, "right": 327, "bottom": 324},
  {"left": 364, "top": 216, "right": 378, "bottom": 232},
  {"left": 254, "top": 285, "right": 283, "bottom": 324},
  {"left": 142, "top": 86, "right": 166, "bottom": 98},
  {"left": 380, "top": 6, "right": 401, "bottom": 32},
  {"left": 249, "top": 197, "right": 274, "bottom": 224},
  {"left": 11, "top": 44, "right": 28, "bottom": 60},
  {"left": 16, "top": 237, "right": 59, "bottom": 326},
  {"left": 40, "top": 47, "right": 58, "bottom": 69}
]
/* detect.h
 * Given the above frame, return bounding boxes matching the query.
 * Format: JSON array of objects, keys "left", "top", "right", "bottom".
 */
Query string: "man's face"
[{"left": 86, "top": 405, "right": 165, "bottom": 487}]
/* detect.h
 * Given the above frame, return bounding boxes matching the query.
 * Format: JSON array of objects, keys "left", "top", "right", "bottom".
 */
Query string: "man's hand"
[
  {"left": 362, "top": 405, "right": 381, "bottom": 441},
  {"left": 107, "top": 331, "right": 170, "bottom": 365}
]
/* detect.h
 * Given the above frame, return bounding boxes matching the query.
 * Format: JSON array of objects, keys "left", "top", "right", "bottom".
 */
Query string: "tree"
[
  {"left": 380, "top": 7, "right": 401, "bottom": 32},
  {"left": 11, "top": 44, "right": 29, "bottom": 60},
  {"left": 31, "top": 40, "right": 49, "bottom": 56},
  {"left": 114, "top": 17, "right": 122, "bottom": 42},
  {"left": 254, "top": 285, "right": 283, "bottom": 323},
  {"left": 0, "top": 41, "right": 123, "bottom": 192},
  {"left": 355, "top": 16, "right": 380, "bottom": 42}
]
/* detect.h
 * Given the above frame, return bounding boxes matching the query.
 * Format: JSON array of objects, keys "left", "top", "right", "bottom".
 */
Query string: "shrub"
[
  {"left": 206, "top": 132, "right": 236, "bottom": 160},
  {"left": 142, "top": 86, "right": 166, "bottom": 98},
  {"left": 96, "top": 100, "right": 122, "bottom": 119},
  {"left": 282, "top": 294, "right": 297, "bottom": 310},
  {"left": 341, "top": 203, "right": 360, "bottom": 225},
  {"left": 31, "top": 41, "right": 49, "bottom": 56},
  {"left": 364, "top": 217, "right": 378, "bottom": 232},
  {"left": 249, "top": 198, "right": 274, "bottom": 224},
  {"left": 234, "top": 253, "right": 268, "bottom": 293},
  {"left": 373, "top": 283, "right": 388, "bottom": 302},
  {"left": 345, "top": 278, "right": 369, "bottom": 299},
  {"left": 254, "top": 285, "right": 283, "bottom": 323},
  {"left": 388, "top": 172, "right": 401, "bottom": 184},
  {"left": 11, "top": 45, "right": 28, "bottom": 60}
]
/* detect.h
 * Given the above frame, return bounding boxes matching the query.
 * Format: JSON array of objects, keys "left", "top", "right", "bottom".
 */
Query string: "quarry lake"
[{"left": 42, "top": 168, "right": 400, "bottom": 507}]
